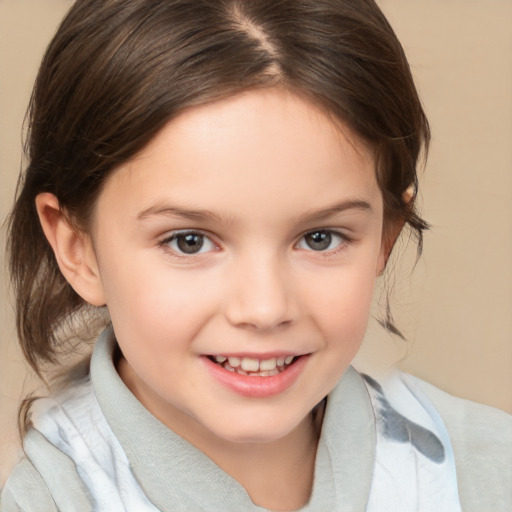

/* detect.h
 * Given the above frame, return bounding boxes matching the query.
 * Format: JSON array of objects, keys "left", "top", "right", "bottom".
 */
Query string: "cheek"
[
  {"left": 303, "top": 264, "right": 377, "bottom": 343},
  {"left": 99, "top": 252, "right": 219, "bottom": 343}
]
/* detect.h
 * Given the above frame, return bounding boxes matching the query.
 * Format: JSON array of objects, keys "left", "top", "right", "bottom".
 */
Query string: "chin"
[{"left": 206, "top": 411, "right": 309, "bottom": 445}]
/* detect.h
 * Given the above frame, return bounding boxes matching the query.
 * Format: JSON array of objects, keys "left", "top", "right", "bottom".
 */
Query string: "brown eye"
[
  {"left": 176, "top": 233, "right": 204, "bottom": 253},
  {"left": 297, "top": 230, "right": 345, "bottom": 252},
  {"left": 304, "top": 231, "right": 332, "bottom": 251},
  {"left": 164, "top": 231, "right": 216, "bottom": 255}
]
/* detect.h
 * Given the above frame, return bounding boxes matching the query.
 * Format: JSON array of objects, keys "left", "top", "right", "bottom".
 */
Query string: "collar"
[{"left": 91, "top": 327, "right": 375, "bottom": 511}]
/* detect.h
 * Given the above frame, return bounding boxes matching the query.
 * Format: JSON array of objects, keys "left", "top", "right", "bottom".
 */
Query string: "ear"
[
  {"left": 376, "top": 187, "right": 413, "bottom": 275},
  {"left": 35, "top": 193, "right": 106, "bottom": 306},
  {"left": 376, "top": 216, "right": 405, "bottom": 276}
]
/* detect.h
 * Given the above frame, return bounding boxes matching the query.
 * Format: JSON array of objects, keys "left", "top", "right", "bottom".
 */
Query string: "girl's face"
[{"left": 89, "top": 88, "right": 389, "bottom": 446}]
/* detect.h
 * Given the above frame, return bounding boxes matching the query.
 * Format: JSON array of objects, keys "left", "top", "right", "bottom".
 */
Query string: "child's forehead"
[
  {"left": 134, "top": 88, "right": 374, "bottom": 169},
  {"left": 96, "top": 88, "right": 382, "bottom": 229}
]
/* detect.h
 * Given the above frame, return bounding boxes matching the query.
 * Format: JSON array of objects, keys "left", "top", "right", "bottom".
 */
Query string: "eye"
[
  {"left": 162, "top": 231, "right": 217, "bottom": 255},
  {"left": 297, "top": 230, "right": 346, "bottom": 252}
]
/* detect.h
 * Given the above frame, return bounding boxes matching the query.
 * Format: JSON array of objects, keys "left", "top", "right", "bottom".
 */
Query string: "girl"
[{"left": 2, "top": 1, "right": 511, "bottom": 511}]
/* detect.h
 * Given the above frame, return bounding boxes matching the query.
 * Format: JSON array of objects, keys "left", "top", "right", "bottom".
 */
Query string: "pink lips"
[{"left": 202, "top": 354, "right": 309, "bottom": 398}]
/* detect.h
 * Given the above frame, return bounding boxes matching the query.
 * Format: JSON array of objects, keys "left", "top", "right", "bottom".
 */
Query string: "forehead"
[{"left": 96, "top": 88, "right": 381, "bottom": 225}]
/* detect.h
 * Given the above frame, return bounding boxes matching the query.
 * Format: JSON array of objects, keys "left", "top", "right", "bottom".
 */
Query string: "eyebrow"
[
  {"left": 136, "top": 204, "right": 233, "bottom": 224},
  {"left": 136, "top": 199, "right": 372, "bottom": 224},
  {"left": 294, "top": 199, "right": 373, "bottom": 224}
]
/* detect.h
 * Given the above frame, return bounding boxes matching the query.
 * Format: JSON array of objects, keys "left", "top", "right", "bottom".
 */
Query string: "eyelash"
[
  {"left": 296, "top": 229, "right": 350, "bottom": 255},
  {"left": 159, "top": 229, "right": 351, "bottom": 257},
  {"left": 159, "top": 230, "right": 219, "bottom": 257}
]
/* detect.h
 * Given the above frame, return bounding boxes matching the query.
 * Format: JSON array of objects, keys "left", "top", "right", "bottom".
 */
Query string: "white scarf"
[{"left": 361, "top": 372, "right": 461, "bottom": 511}]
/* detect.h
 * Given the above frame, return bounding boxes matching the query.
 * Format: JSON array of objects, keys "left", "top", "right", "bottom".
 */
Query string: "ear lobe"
[{"left": 35, "top": 193, "right": 106, "bottom": 306}]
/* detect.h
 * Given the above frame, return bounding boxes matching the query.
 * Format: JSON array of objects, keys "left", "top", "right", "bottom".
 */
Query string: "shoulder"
[
  {"left": 1, "top": 457, "right": 56, "bottom": 512},
  {"left": 1, "top": 429, "right": 93, "bottom": 512},
  {"left": 413, "top": 376, "right": 512, "bottom": 511}
]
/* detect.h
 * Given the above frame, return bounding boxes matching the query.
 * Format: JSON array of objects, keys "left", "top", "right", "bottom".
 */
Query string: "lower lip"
[{"left": 202, "top": 355, "right": 309, "bottom": 398}]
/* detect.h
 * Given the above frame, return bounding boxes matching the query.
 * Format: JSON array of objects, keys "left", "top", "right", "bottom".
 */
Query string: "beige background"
[{"left": 1, "top": 0, "right": 511, "bottom": 486}]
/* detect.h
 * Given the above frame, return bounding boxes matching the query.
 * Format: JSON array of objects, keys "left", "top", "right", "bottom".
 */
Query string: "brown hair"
[{"left": 7, "top": 0, "right": 429, "bottom": 377}]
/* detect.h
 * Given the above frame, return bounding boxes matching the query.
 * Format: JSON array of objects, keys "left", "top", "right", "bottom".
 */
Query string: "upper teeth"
[
  {"left": 214, "top": 355, "right": 295, "bottom": 372},
  {"left": 240, "top": 357, "right": 260, "bottom": 371}
]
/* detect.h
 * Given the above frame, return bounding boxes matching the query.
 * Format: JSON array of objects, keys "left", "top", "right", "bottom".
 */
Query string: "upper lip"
[{"left": 205, "top": 352, "right": 308, "bottom": 359}]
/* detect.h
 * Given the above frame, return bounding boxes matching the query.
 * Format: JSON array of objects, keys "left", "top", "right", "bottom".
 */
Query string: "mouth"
[
  {"left": 207, "top": 355, "right": 299, "bottom": 377},
  {"left": 203, "top": 352, "right": 308, "bottom": 398}
]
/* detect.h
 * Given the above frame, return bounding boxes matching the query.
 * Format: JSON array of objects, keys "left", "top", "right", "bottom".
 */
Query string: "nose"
[{"left": 224, "top": 253, "right": 298, "bottom": 332}]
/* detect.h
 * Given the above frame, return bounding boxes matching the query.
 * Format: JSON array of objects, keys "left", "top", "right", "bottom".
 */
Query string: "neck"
[
  {"left": 202, "top": 404, "right": 325, "bottom": 511},
  {"left": 118, "top": 355, "right": 326, "bottom": 510}
]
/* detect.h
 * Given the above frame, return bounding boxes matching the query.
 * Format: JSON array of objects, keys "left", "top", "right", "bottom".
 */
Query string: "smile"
[
  {"left": 208, "top": 355, "right": 297, "bottom": 376},
  {"left": 203, "top": 353, "right": 309, "bottom": 398}
]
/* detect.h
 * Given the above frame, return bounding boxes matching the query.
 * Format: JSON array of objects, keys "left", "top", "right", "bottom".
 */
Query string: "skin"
[{"left": 37, "top": 88, "right": 398, "bottom": 510}]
